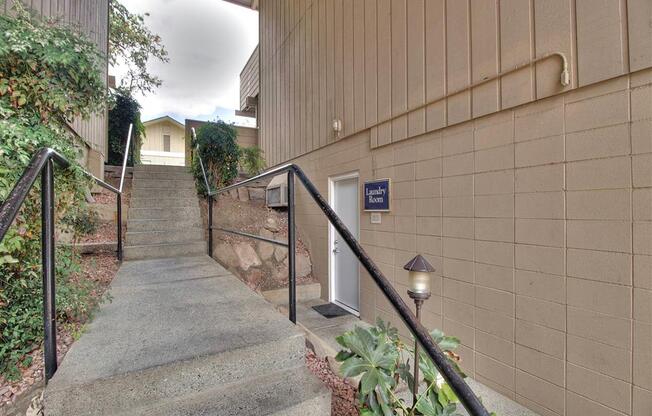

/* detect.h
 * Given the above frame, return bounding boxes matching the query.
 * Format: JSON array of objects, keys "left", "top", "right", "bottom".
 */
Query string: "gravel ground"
[
  {"left": 0, "top": 253, "right": 119, "bottom": 413},
  {"left": 305, "top": 349, "right": 359, "bottom": 416}
]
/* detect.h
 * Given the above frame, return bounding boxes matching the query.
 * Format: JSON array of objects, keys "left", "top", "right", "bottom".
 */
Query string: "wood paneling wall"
[
  {"left": 240, "top": 45, "right": 260, "bottom": 110},
  {"left": 3, "top": 0, "right": 109, "bottom": 158},
  {"left": 259, "top": 0, "right": 651, "bottom": 167}
]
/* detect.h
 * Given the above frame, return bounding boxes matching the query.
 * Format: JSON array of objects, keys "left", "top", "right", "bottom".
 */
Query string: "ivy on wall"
[
  {"left": 0, "top": 2, "right": 107, "bottom": 379},
  {"left": 191, "top": 120, "right": 241, "bottom": 195},
  {"left": 107, "top": 91, "right": 144, "bottom": 166}
]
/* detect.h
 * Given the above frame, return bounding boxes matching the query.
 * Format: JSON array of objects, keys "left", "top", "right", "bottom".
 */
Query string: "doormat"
[{"left": 312, "top": 303, "right": 351, "bottom": 318}]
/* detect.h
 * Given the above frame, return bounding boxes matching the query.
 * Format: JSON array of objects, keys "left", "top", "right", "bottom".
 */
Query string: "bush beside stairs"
[{"left": 43, "top": 165, "right": 330, "bottom": 415}]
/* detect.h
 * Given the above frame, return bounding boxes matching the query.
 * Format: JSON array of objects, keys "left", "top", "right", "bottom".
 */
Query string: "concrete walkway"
[{"left": 44, "top": 255, "right": 329, "bottom": 415}]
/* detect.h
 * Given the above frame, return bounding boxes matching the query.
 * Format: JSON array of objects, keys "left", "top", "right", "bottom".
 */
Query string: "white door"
[{"left": 330, "top": 175, "right": 360, "bottom": 314}]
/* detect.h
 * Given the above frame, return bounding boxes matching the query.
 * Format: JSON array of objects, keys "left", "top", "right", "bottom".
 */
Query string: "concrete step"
[
  {"left": 124, "top": 240, "right": 206, "bottom": 260},
  {"left": 129, "top": 197, "right": 199, "bottom": 208},
  {"left": 44, "top": 256, "right": 329, "bottom": 415},
  {"left": 134, "top": 165, "right": 189, "bottom": 173},
  {"left": 45, "top": 337, "right": 308, "bottom": 415},
  {"left": 133, "top": 178, "right": 196, "bottom": 189},
  {"left": 120, "top": 366, "right": 330, "bottom": 416},
  {"left": 133, "top": 171, "right": 194, "bottom": 180},
  {"left": 128, "top": 206, "right": 201, "bottom": 220},
  {"left": 131, "top": 188, "right": 198, "bottom": 199},
  {"left": 126, "top": 228, "right": 204, "bottom": 246},
  {"left": 126, "top": 218, "right": 203, "bottom": 232}
]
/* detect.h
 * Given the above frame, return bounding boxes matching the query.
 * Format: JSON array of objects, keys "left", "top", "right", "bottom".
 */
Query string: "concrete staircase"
[
  {"left": 43, "top": 165, "right": 330, "bottom": 415},
  {"left": 44, "top": 255, "right": 330, "bottom": 415},
  {"left": 125, "top": 165, "right": 206, "bottom": 260}
]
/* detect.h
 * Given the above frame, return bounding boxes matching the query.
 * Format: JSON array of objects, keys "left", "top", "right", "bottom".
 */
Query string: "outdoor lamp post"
[{"left": 403, "top": 254, "right": 436, "bottom": 407}]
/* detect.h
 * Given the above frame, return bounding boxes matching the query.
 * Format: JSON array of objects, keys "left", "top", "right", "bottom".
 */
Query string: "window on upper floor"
[{"left": 163, "top": 135, "right": 171, "bottom": 152}]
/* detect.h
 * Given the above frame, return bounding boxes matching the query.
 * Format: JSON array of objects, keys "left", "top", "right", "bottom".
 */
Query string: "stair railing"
[
  {"left": 191, "top": 128, "right": 215, "bottom": 257},
  {"left": 0, "top": 125, "right": 133, "bottom": 382},
  {"left": 197, "top": 158, "right": 490, "bottom": 416}
]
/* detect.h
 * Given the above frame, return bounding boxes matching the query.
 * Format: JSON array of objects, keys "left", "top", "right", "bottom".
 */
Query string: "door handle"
[{"left": 333, "top": 239, "right": 340, "bottom": 254}]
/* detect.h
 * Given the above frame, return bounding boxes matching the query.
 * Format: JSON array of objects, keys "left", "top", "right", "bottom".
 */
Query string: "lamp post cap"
[{"left": 403, "top": 254, "right": 436, "bottom": 273}]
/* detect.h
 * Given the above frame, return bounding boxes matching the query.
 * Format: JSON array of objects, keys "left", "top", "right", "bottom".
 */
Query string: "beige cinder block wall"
[{"left": 258, "top": 1, "right": 652, "bottom": 415}]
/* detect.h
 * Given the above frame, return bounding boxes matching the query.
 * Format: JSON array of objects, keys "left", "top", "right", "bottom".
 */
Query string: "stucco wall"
[{"left": 288, "top": 71, "right": 652, "bottom": 415}]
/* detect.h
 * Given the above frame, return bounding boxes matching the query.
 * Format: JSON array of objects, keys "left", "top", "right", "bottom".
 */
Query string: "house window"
[{"left": 163, "top": 135, "right": 171, "bottom": 152}]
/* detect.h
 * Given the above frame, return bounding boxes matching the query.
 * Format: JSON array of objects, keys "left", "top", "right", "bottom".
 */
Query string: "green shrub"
[
  {"left": 107, "top": 91, "right": 144, "bottom": 166},
  {"left": 0, "top": 3, "right": 106, "bottom": 379},
  {"left": 191, "top": 120, "right": 241, "bottom": 195},
  {"left": 335, "top": 319, "right": 472, "bottom": 416},
  {"left": 62, "top": 206, "right": 101, "bottom": 238},
  {"left": 239, "top": 146, "right": 267, "bottom": 177}
]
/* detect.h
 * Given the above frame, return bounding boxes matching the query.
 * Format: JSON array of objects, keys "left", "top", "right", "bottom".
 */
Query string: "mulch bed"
[
  {"left": 0, "top": 253, "right": 119, "bottom": 411},
  {"left": 78, "top": 222, "right": 125, "bottom": 244},
  {"left": 305, "top": 349, "right": 359, "bottom": 416}
]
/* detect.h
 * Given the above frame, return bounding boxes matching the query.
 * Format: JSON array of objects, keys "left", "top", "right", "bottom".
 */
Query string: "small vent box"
[{"left": 266, "top": 174, "right": 288, "bottom": 208}]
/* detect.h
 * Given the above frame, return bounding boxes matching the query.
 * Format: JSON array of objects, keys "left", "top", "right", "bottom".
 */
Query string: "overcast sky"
[{"left": 112, "top": 0, "right": 258, "bottom": 126}]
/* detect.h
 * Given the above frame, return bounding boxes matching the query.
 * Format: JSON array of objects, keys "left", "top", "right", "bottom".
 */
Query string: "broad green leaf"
[{"left": 340, "top": 356, "right": 370, "bottom": 378}]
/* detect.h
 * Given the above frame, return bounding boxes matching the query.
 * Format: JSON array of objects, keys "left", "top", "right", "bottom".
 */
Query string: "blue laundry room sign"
[{"left": 363, "top": 179, "right": 391, "bottom": 211}]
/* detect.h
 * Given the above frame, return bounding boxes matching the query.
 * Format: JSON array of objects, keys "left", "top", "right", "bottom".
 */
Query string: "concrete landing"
[{"left": 44, "top": 255, "right": 329, "bottom": 415}]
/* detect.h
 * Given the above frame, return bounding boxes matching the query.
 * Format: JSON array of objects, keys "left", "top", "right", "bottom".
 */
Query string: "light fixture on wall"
[
  {"left": 332, "top": 118, "right": 342, "bottom": 139},
  {"left": 403, "top": 254, "right": 435, "bottom": 405}
]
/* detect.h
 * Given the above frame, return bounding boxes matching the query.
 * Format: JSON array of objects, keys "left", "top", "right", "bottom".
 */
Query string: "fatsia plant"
[{"left": 335, "top": 319, "right": 471, "bottom": 416}]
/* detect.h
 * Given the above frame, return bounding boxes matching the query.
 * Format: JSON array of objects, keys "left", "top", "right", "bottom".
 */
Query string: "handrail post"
[
  {"left": 207, "top": 194, "right": 213, "bottom": 256},
  {"left": 287, "top": 170, "right": 296, "bottom": 324},
  {"left": 119, "top": 123, "right": 133, "bottom": 193},
  {"left": 116, "top": 193, "right": 123, "bottom": 261},
  {"left": 41, "top": 159, "right": 57, "bottom": 381}
]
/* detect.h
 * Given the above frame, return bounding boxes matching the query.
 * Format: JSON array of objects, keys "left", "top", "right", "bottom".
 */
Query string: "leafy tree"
[
  {"left": 109, "top": 0, "right": 169, "bottom": 95},
  {"left": 0, "top": 3, "right": 106, "bottom": 379},
  {"left": 191, "top": 121, "right": 241, "bottom": 195},
  {"left": 107, "top": 91, "right": 144, "bottom": 166}
]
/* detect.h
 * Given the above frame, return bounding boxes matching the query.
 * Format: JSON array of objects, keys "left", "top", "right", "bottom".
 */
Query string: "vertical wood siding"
[
  {"left": 239, "top": 45, "right": 259, "bottom": 110},
  {"left": 3, "top": 0, "right": 109, "bottom": 158},
  {"left": 259, "top": 0, "right": 651, "bottom": 167}
]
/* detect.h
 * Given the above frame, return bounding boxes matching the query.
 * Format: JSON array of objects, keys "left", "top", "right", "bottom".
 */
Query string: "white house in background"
[{"left": 141, "top": 116, "right": 186, "bottom": 166}]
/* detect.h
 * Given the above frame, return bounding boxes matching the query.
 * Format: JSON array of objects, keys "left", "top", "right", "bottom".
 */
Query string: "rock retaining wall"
[{"left": 206, "top": 185, "right": 316, "bottom": 292}]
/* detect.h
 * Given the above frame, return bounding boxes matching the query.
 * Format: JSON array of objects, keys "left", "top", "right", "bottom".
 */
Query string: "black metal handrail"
[
  {"left": 0, "top": 125, "right": 133, "bottom": 382},
  {"left": 201, "top": 162, "right": 490, "bottom": 416},
  {"left": 191, "top": 128, "right": 216, "bottom": 257},
  {"left": 0, "top": 148, "right": 69, "bottom": 381}
]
